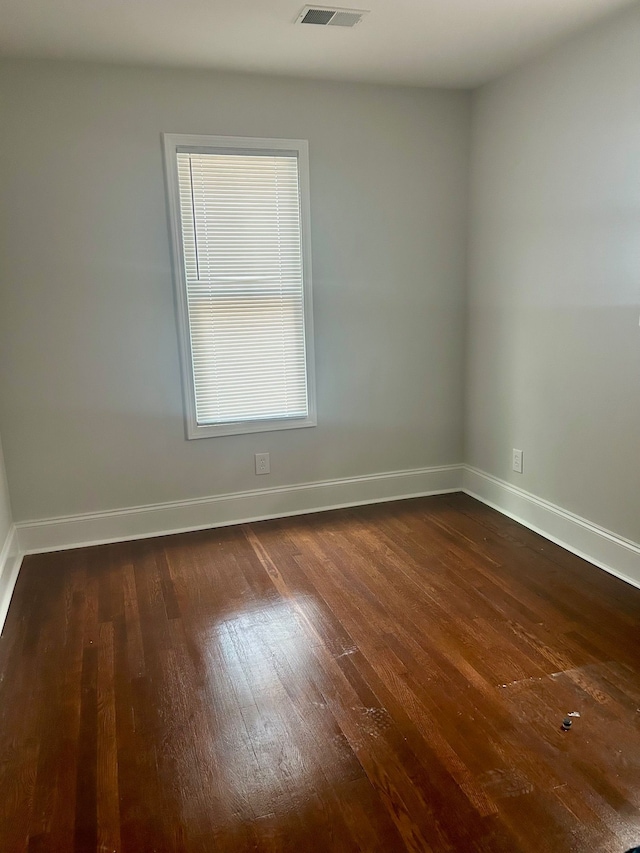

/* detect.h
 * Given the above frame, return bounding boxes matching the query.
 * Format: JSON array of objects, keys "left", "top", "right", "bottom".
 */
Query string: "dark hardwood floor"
[{"left": 1, "top": 493, "right": 640, "bottom": 852}]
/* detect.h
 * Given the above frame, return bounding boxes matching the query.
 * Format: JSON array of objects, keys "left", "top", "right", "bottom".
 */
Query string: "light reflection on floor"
[{"left": 200, "top": 595, "right": 335, "bottom": 822}]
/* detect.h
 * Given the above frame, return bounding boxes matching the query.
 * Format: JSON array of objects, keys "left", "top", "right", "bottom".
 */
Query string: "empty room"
[{"left": 0, "top": 0, "right": 639, "bottom": 850}]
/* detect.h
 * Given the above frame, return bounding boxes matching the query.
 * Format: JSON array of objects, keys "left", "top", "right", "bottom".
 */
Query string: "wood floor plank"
[{"left": 1, "top": 495, "right": 640, "bottom": 852}]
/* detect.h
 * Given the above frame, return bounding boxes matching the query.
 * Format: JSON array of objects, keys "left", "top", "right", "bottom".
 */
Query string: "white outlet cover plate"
[{"left": 255, "top": 452, "right": 271, "bottom": 474}]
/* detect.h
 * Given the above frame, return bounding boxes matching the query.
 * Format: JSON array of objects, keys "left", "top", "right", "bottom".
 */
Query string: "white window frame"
[{"left": 162, "top": 133, "right": 317, "bottom": 439}]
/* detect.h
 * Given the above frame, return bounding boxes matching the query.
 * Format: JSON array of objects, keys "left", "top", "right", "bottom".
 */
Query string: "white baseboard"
[
  {"left": 0, "top": 525, "right": 23, "bottom": 636},
  {"left": 463, "top": 466, "right": 640, "bottom": 590},
  {"left": 10, "top": 462, "right": 640, "bottom": 626},
  {"left": 16, "top": 464, "right": 464, "bottom": 554}
]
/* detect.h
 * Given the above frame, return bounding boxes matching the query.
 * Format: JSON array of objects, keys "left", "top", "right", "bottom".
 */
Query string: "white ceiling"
[{"left": 0, "top": 0, "right": 634, "bottom": 87}]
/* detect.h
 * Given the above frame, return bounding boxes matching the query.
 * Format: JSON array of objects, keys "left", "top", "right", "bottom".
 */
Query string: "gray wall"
[
  {"left": 0, "top": 60, "right": 470, "bottom": 521},
  {"left": 466, "top": 2, "right": 640, "bottom": 542},
  {"left": 0, "top": 436, "right": 12, "bottom": 548}
]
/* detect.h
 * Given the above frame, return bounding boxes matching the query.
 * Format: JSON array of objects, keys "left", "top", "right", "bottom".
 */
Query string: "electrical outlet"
[
  {"left": 512, "top": 449, "right": 523, "bottom": 474},
  {"left": 255, "top": 452, "right": 270, "bottom": 475}
]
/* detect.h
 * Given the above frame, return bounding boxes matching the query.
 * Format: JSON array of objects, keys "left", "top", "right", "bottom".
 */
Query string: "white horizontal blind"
[{"left": 175, "top": 149, "right": 309, "bottom": 426}]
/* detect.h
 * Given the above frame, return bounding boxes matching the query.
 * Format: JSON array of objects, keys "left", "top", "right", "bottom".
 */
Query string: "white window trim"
[{"left": 162, "top": 133, "right": 317, "bottom": 439}]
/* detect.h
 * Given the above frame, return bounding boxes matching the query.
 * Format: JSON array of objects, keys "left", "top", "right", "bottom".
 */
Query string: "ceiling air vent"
[{"left": 296, "top": 6, "right": 369, "bottom": 27}]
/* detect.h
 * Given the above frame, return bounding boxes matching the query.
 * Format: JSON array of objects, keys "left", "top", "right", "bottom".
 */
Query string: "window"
[{"left": 163, "top": 134, "right": 316, "bottom": 439}]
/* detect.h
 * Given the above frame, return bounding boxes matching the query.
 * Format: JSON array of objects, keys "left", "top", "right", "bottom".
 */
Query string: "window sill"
[{"left": 186, "top": 415, "right": 317, "bottom": 440}]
